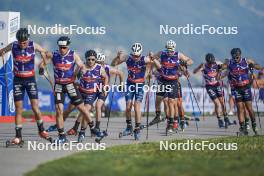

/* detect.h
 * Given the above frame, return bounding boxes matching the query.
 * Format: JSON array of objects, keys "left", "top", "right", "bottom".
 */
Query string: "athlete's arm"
[
  {"left": 74, "top": 52, "right": 85, "bottom": 70},
  {"left": 0, "top": 43, "right": 12, "bottom": 56},
  {"left": 193, "top": 63, "right": 204, "bottom": 74},
  {"left": 34, "top": 43, "right": 48, "bottom": 67},
  {"left": 101, "top": 67, "right": 109, "bottom": 86},
  {"left": 150, "top": 51, "right": 162, "bottom": 69},
  {"left": 152, "top": 51, "right": 161, "bottom": 61},
  {"left": 100, "top": 67, "right": 109, "bottom": 96},
  {"left": 179, "top": 52, "right": 193, "bottom": 66},
  {"left": 111, "top": 51, "right": 128, "bottom": 66},
  {"left": 109, "top": 67, "right": 124, "bottom": 84}
]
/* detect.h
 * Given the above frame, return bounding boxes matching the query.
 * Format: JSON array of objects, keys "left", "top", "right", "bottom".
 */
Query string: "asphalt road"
[{"left": 0, "top": 116, "right": 263, "bottom": 176}]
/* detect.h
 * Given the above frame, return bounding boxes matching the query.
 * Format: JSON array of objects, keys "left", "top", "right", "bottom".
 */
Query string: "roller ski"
[
  {"left": 139, "top": 116, "right": 166, "bottom": 130},
  {"left": 6, "top": 137, "right": 24, "bottom": 148},
  {"left": 148, "top": 115, "right": 166, "bottom": 126},
  {"left": 236, "top": 126, "right": 249, "bottom": 137},
  {"left": 95, "top": 131, "right": 108, "bottom": 144},
  {"left": 39, "top": 130, "right": 53, "bottom": 143},
  {"left": 54, "top": 134, "right": 68, "bottom": 145},
  {"left": 224, "top": 118, "right": 237, "bottom": 129},
  {"left": 46, "top": 124, "right": 58, "bottom": 132},
  {"left": 119, "top": 126, "right": 133, "bottom": 138},
  {"left": 133, "top": 128, "right": 141, "bottom": 140}
]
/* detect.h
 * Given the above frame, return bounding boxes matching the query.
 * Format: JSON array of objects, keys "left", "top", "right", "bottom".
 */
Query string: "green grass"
[{"left": 25, "top": 136, "right": 264, "bottom": 176}]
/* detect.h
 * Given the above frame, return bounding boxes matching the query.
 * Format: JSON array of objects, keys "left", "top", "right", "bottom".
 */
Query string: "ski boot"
[
  {"left": 6, "top": 137, "right": 24, "bottom": 148},
  {"left": 54, "top": 134, "right": 68, "bottom": 145},
  {"left": 92, "top": 128, "right": 107, "bottom": 143},
  {"left": 166, "top": 121, "right": 174, "bottom": 136},
  {"left": 67, "top": 128, "right": 78, "bottom": 136},
  {"left": 218, "top": 119, "right": 225, "bottom": 128},
  {"left": 39, "top": 130, "right": 53, "bottom": 143},
  {"left": 173, "top": 120, "right": 179, "bottom": 132},
  {"left": 119, "top": 126, "right": 133, "bottom": 138},
  {"left": 245, "top": 118, "right": 250, "bottom": 130},
  {"left": 46, "top": 124, "right": 57, "bottom": 132},
  {"left": 77, "top": 132, "right": 85, "bottom": 143},
  {"left": 180, "top": 120, "right": 185, "bottom": 131},
  {"left": 133, "top": 127, "right": 141, "bottom": 140},
  {"left": 95, "top": 130, "right": 108, "bottom": 144}
]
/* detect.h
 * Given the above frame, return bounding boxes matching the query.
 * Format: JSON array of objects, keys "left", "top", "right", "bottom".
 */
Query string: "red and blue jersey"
[
  {"left": 160, "top": 50, "right": 180, "bottom": 80},
  {"left": 79, "top": 64, "right": 102, "bottom": 94},
  {"left": 126, "top": 55, "right": 146, "bottom": 83},
  {"left": 52, "top": 50, "right": 76, "bottom": 84},
  {"left": 228, "top": 58, "right": 250, "bottom": 87},
  {"left": 203, "top": 63, "right": 219, "bottom": 86},
  {"left": 12, "top": 40, "right": 35, "bottom": 78}
]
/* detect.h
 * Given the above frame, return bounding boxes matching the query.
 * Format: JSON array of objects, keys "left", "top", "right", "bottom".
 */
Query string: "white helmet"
[
  {"left": 165, "top": 40, "right": 176, "bottom": 50},
  {"left": 97, "top": 52, "right": 106, "bottom": 62},
  {"left": 131, "top": 43, "right": 143, "bottom": 56}
]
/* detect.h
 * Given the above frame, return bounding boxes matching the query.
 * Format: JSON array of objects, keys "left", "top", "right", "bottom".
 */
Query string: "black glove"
[
  {"left": 248, "top": 63, "right": 254, "bottom": 70},
  {"left": 217, "top": 64, "right": 222, "bottom": 70},
  {"left": 39, "top": 67, "right": 44, "bottom": 75}
]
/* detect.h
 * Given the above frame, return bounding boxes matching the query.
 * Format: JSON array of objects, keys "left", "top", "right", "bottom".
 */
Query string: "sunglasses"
[
  {"left": 87, "top": 59, "right": 95, "bottom": 61},
  {"left": 59, "top": 46, "right": 68, "bottom": 49}
]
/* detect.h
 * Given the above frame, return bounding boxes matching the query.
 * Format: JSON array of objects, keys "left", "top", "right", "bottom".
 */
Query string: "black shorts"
[
  {"left": 54, "top": 83, "right": 83, "bottom": 106},
  {"left": 206, "top": 84, "right": 223, "bottom": 100},
  {"left": 231, "top": 85, "right": 252, "bottom": 102},
  {"left": 13, "top": 76, "right": 38, "bottom": 102},
  {"left": 156, "top": 78, "right": 178, "bottom": 99}
]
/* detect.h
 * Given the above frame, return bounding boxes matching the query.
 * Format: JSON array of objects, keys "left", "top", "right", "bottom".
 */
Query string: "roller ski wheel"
[
  {"left": 77, "top": 133, "right": 85, "bottom": 143},
  {"left": 6, "top": 138, "right": 24, "bottom": 148},
  {"left": 119, "top": 127, "right": 133, "bottom": 138},
  {"left": 95, "top": 131, "right": 108, "bottom": 144}
]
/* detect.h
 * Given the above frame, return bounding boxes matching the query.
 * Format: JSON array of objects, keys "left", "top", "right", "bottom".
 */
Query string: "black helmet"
[
  {"left": 231, "top": 48, "right": 241, "bottom": 59},
  {"left": 16, "top": 28, "right": 30, "bottom": 42},
  {"left": 85, "top": 50, "right": 97, "bottom": 58},
  {"left": 205, "top": 53, "right": 215, "bottom": 64},
  {"left": 57, "top": 36, "right": 71, "bottom": 46}
]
